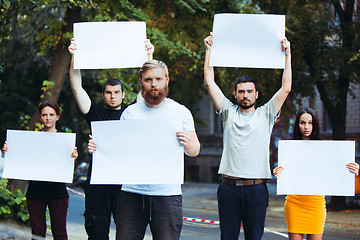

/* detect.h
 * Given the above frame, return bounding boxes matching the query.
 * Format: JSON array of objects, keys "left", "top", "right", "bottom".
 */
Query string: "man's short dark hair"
[
  {"left": 234, "top": 76, "right": 258, "bottom": 92},
  {"left": 102, "top": 78, "right": 124, "bottom": 93}
]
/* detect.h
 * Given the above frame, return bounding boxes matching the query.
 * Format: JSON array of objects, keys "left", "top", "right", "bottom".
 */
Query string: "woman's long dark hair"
[
  {"left": 293, "top": 107, "right": 321, "bottom": 140},
  {"left": 39, "top": 100, "right": 61, "bottom": 116}
]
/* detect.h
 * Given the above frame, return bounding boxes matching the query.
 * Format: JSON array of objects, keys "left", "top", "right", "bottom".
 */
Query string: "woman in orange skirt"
[{"left": 273, "top": 107, "right": 359, "bottom": 240}]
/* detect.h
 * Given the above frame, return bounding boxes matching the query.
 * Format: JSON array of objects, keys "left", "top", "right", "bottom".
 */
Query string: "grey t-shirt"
[{"left": 218, "top": 97, "right": 279, "bottom": 179}]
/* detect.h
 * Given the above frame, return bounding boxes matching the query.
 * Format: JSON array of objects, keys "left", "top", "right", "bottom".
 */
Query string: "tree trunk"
[
  {"left": 70, "top": 95, "right": 84, "bottom": 161},
  {"left": 27, "top": 6, "right": 81, "bottom": 131},
  {"left": 9, "top": 5, "right": 81, "bottom": 192},
  {"left": 326, "top": 99, "right": 347, "bottom": 210},
  {"left": 326, "top": 0, "right": 354, "bottom": 211}
]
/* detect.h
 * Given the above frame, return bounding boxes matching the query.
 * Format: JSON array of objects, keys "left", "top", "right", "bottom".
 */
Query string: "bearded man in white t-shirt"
[{"left": 88, "top": 60, "right": 200, "bottom": 240}]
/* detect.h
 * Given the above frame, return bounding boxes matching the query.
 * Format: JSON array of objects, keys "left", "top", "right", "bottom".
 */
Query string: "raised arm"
[
  {"left": 176, "top": 131, "right": 200, "bottom": 157},
  {"left": 68, "top": 39, "right": 91, "bottom": 114},
  {"left": 145, "top": 39, "right": 154, "bottom": 61},
  {"left": 204, "top": 33, "right": 225, "bottom": 112},
  {"left": 272, "top": 38, "right": 292, "bottom": 114}
]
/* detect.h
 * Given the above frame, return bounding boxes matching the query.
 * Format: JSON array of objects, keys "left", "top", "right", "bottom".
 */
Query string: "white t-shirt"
[
  {"left": 120, "top": 98, "right": 195, "bottom": 196},
  {"left": 218, "top": 97, "right": 279, "bottom": 179}
]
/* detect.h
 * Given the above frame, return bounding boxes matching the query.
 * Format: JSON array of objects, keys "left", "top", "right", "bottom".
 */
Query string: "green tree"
[
  {"left": 1, "top": 0, "right": 293, "bottom": 160},
  {"left": 0, "top": 0, "right": 212, "bottom": 192},
  {"left": 252, "top": 0, "right": 360, "bottom": 210},
  {"left": 4, "top": 0, "right": 349, "bottom": 204}
]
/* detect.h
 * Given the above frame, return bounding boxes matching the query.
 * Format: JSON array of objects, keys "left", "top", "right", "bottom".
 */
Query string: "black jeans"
[
  {"left": 217, "top": 182, "right": 269, "bottom": 240},
  {"left": 84, "top": 184, "right": 121, "bottom": 240},
  {"left": 115, "top": 191, "right": 183, "bottom": 240}
]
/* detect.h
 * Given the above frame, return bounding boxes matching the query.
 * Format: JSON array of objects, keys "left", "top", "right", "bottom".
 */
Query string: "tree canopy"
[
  {"left": 1, "top": 0, "right": 266, "bottom": 146},
  {"left": 1, "top": 1, "right": 359, "bottom": 209},
  {"left": 1, "top": 0, "right": 359, "bottom": 147}
]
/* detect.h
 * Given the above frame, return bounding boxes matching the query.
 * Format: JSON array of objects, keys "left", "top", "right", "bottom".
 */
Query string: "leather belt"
[{"left": 222, "top": 176, "right": 266, "bottom": 187}]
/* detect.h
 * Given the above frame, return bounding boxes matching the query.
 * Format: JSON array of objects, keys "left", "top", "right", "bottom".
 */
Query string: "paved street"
[
  {"left": 64, "top": 182, "right": 360, "bottom": 240},
  {"left": 0, "top": 182, "right": 359, "bottom": 239}
]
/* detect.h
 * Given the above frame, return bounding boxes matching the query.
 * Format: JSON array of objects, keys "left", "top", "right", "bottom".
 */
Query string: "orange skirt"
[{"left": 284, "top": 195, "right": 326, "bottom": 234}]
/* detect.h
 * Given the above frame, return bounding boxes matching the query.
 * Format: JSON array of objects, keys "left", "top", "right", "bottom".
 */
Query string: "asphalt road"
[
  {"left": 66, "top": 186, "right": 360, "bottom": 240},
  {"left": 67, "top": 192, "right": 288, "bottom": 240}
]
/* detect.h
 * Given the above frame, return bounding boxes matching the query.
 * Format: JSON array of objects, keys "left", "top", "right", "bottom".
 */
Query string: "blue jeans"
[
  {"left": 217, "top": 182, "right": 269, "bottom": 240},
  {"left": 115, "top": 190, "right": 183, "bottom": 240},
  {"left": 84, "top": 184, "right": 121, "bottom": 240}
]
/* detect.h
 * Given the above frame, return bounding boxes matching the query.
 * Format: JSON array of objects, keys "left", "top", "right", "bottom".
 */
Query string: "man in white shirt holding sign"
[
  {"left": 88, "top": 59, "right": 200, "bottom": 240},
  {"left": 69, "top": 37, "right": 154, "bottom": 240}
]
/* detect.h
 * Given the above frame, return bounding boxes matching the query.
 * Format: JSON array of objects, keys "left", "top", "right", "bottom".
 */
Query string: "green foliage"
[
  {"left": 4, "top": 0, "right": 357, "bottom": 153},
  {"left": 0, "top": 0, "right": 11, "bottom": 9},
  {"left": 40, "top": 80, "right": 55, "bottom": 99},
  {"left": 252, "top": 0, "right": 360, "bottom": 140},
  {"left": 19, "top": 115, "right": 31, "bottom": 130},
  {"left": 0, "top": 0, "right": 293, "bottom": 148},
  {"left": 0, "top": 179, "right": 29, "bottom": 225},
  {"left": 349, "top": 50, "right": 360, "bottom": 63},
  {"left": 35, "top": 122, "right": 44, "bottom": 131}
]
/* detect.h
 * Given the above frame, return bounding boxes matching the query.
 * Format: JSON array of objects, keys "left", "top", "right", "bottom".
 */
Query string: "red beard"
[{"left": 141, "top": 84, "right": 169, "bottom": 106}]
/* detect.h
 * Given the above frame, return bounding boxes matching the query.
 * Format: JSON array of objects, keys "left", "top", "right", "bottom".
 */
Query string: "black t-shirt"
[
  {"left": 85, "top": 102, "right": 125, "bottom": 128},
  {"left": 26, "top": 181, "right": 69, "bottom": 200},
  {"left": 84, "top": 102, "right": 129, "bottom": 182}
]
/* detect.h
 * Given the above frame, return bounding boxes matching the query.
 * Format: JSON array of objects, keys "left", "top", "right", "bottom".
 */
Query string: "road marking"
[{"left": 264, "top": 228, "right": 288, "bottom": 238}]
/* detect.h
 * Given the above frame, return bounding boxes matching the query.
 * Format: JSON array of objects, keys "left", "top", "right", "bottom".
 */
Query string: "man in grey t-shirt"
[{"left": 203, "top": 33, "right": 292, "bottom": 240}]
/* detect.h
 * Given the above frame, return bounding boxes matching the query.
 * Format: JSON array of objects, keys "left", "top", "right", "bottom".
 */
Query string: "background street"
[{"left": 2, "top": 181, "right": 359, "bottom": 239}]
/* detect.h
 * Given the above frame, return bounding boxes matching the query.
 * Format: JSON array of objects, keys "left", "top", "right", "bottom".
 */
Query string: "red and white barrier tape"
[
  {"left": 183, "top": 217, "right": 220, "bottom": 225},
  {"left": 67, "top": 187, "right": 220, "bottom": 225},
  {"left": 67, "top": 187, "right": 85, "bottom": 197}
]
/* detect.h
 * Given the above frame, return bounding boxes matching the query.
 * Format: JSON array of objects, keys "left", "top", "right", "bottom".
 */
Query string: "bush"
[{"left": 0, "top": 179, "right": 29, "bottom": 225}]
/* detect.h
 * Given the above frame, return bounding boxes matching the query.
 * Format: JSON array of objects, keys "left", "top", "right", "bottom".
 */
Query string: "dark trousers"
[
  {"left": 27, "top": 198, "right": 69, "bottom": 240},
  {"left": 84, "top": 184, "right": 121, "bottom": 240},
  {"left": 217, "top": 182, "right": 269, "bottom": 240},
  {"left": 115, "top": 191, "right": 183, "bottom": 240}
]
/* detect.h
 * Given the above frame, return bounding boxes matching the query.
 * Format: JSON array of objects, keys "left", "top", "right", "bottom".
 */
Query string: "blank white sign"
[
  {"left": 73, "top": 21, "right": 147, "bottom": 69},
  {"left": 210, "top": 13, "right": 285, "bottom": 68},
  {"left": 277, "top": 140, "right": 355, "bottom": 196},
  {"left": 2, "top": 130, "right": 76, "bottom": 183},
  {"left": 90, "top": 119, "right": 184, "bottom": 184}
]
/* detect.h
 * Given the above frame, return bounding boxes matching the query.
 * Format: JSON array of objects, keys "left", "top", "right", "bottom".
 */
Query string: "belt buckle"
[{"left": 235, "top": 180, "right": 244, "bottom": 186}]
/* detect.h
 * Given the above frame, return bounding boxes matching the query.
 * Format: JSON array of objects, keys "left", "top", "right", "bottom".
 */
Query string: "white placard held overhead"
[
  {"left": 2, "top": 130, "right": 76, "bottom": 183},
  {"left": 277, "top": 140, "right": 355, "bottom": 196},
  {"left": 90, "top": 119, "right": 184, "bottom": 184},
  {"left": 73, "top": 21, "right": 147, "bottom": 69},
  {"left": 210, "top": 13, "right": 285, "bottom": 69}
]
